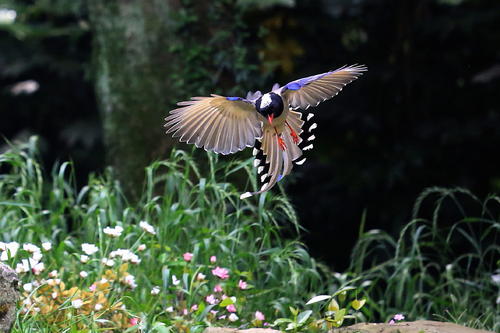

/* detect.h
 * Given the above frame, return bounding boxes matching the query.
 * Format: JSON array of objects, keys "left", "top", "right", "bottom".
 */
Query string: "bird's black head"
[{"left": 255, "top": 92, "right": 284, "bottom": 124}]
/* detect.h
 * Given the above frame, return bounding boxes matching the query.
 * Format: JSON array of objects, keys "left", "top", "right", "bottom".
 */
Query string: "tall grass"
[
  {"left": 0, "top": 137, "right": 328, "bottom": 331},
  {"left": 1, "top": 137, "right": 498, "bottom": 331},
  {"left": 342, "top": 187, "right": 500, "bottom": 331}
]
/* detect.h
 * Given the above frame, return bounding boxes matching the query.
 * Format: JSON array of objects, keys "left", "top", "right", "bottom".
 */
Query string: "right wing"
[
  {"left": 164, "top": 95, "right": 262, "bottom": 155},
  {"left": 279, "top": 64, "right": 367, "bottom": 110}
]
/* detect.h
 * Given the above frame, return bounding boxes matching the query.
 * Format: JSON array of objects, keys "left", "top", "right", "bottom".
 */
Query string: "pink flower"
[
  {"left": 210, "top": 255, "right": 217, "bottom": 263},
  {"left": 238, "top": 280, "right": 247, "bottom": 290},
  {"left": 191, "top": 304, "right": 198, "bottom": 312},
  {"left": 389, "top": 320, "right": 395, "bottom": 325},
  {"left": 183, "top": 252, "right": 193, "bottom": 262},
  {"left": 129, "top": 318, "right": 139, "bottom": 326},
  {"left": 206, "top": 294, "right": 218, "bottom": 305},
  {"left": 394, "top": 314, "right": 405, "bottom": 321},
  {"left": 210, "top": 310, "right": 219, "bottom": 315},
  {"left": 221, "top": 294, "right": 228, "bottom": 300},
  {"left": 183, "top": 308, "right": 188, "bottom": 315},
  {"left": 255, "top": 311, "right": 265, "bottom": 321},
  {"left": 89, "top": 284, "right": 97, "bottom": 292},
  {"left": 212, "top": 266, "right": 229, "bottom": 279},
  {"left": 218, "top": 315, "right": 226, "bottom": 320},
  {"left": 226, "top": 304, "right": 237, "bottom": 313},
  {"left": 214, "top": 284, "right": 223, "bottom": 293}
]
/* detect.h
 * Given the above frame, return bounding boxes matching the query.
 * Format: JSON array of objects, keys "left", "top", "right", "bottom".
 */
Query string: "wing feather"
[
  {"left": 239, "top": 109, "right": 305, "bottom": 199},
  {"left": 164, "top": 96, "right": 262, "bottom": 154},
  {"left": 280, "top": 64, "right": 367, "bottom": 110}
]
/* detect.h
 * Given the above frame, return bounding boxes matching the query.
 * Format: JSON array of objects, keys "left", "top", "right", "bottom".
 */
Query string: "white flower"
[
  {"left": 228, "top": 313, "right": 239, "bottom": 322},
  {"left": 124, "top": 275, "right": 137, "bottom": 289},
  {"left": 166, "top": 306, "right": 174, "bottom": 312},
  {"left": 491, "top": 274, "right": 500, "bottom": 285},
  {"left": 137, "top": 244, "right": 146, "bottom": 251},
  {"left": 103, "top": 225, "right": 124, "bottom": 237},
  {"left": 0, "top": 242, "right": 19, "bottom": 258},
  {"left": 151, "top": 286, "right": 160, "bottom": 295},
  {"left": 109, "top": 249, "right": 141, "bottom": 264},
  {"left": 32, "top": 262, "right": 45, "bottom": 275},
  {"left": 46, "top": 279, "right": 59, "bottom": 286},
  {"left": 0, "top": 9, "right": 16, "bottom": 24},
  {"left": 95, "top": 304, "right": 103, "bottom": 311},
  {"left": 80, "top": 255, "right": 89, "bottom": 263},
  {"left": 172, "top": 275, "right": 180, "bottom": 286},
  {"left": 197, "top": 272, "right": 206, "bottom": 280},
  {"left": 48, "top": 270, "right": 58, "bottom": 278},
  {"left": 42, "top": 242, "right": 52, "bottom": 251},
  {"left": 139, "top": 221, "right": 156, "bottom": 235},
  {"left": 23, "top": 283, "right": 33, "bottom": 292},
  {"left": 31, "top": 251, "right": 43, "bottom": 263},
  {"left": 101, "top": 258, "right": 115, "bottom": 267},
  {"left": 51, "top": 292, "right": 58, "bottom": 299},
  {"left": 0, "top": 251, "right": 7, "bottom": 261},
  {"left": 15, "top": 258, "right": 42, "bottom": 274},
  {"left": 23, "top": 243, "right": 40, "bottom": 253},
  {"left": 81, "top": 243, "right": 99, "bottom": 255},
  {"left": 80, "top": 271, "right": 88, "bottom": 278},
  {"left": 71, "top": 299, "right": 83, "bottom": 309}
]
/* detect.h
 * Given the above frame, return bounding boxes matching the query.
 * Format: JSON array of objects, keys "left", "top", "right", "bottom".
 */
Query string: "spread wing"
[
  {"left": 164, "top": 95, "right": 262, "bottom": 155},
  {"left": 279, "top": 64, "right": 367, "bottom": 110}
]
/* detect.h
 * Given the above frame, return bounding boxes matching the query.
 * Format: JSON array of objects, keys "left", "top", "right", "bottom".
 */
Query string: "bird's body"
[{"left": 164, "top": 64, "right": 367, "bottom": 199}]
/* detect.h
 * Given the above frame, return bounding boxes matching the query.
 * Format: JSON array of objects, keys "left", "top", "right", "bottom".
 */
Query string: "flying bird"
[{"left": 164, "top": 64, "right": 367, "bottom": 199}]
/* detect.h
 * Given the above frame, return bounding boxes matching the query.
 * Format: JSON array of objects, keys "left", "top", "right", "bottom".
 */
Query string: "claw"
[
  {"left": 286, "top": 121, "right": 300, "bottom": 144},
  {"left": 277, "top": 136, "right": 286, "bottom": 150},
  {"left": 290, "top": 129, "right": 299, "bottom": 144}
]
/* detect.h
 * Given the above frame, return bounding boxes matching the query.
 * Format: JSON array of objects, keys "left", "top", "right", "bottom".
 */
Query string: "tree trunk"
[{"left": 87, "top": 0, "right": 178, "bottom": 199}]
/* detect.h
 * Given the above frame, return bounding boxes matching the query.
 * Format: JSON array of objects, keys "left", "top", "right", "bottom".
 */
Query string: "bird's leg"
[
  {"left": 286, "top": 121, "right": 300, "bottom": 145},
  {"left": 274, "top": 127, "right": 286, "bottom": 150}
]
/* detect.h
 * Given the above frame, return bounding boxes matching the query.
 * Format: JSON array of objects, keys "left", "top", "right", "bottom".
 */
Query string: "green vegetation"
[
  {"left": 1, "top": 137, "right": 327, "bottom": 332},
  {"left": 342, "top": 187, "right": 500, "bottom": 331},
  {"left": 1, "top": 138, "right": 498, "bottom": 332}
]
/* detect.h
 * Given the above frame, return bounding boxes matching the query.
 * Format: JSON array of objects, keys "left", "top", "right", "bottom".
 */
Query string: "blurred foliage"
[{"left": 1, "top": 0, "right": 500, "bottom": 270}]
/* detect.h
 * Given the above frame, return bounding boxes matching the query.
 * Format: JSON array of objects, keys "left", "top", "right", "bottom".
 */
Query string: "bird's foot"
[
  {"left": 290, "top": 129, "right": 300, "bottom": 144},
  {"left": 277, "top": 136, "right": 286, "bottom": 150}
]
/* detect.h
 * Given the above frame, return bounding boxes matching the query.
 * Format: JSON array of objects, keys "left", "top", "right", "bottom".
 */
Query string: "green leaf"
[
  {"left": 272, "top": 318, "right": 293, "bottom": 326},
  {"left": 332, "top": 286, "right": 356, "bottom": 297},
  {"left": 297, "top": 310, "right": 313, "bottom": 325},
  {"left": 305, "top": 294, "right": 331, "bottom": 305},
  {"left": 351, "top": 298, "right": 366, "bottom": 310},
  {"left": 334, "top": 308, "right": 346, "bottom": 322},
  {"left": 219, "top": 298, "right": 234, "bottom": 307},
  {"left": 328, "top": 298, "right": 339, "bottom": 311}
]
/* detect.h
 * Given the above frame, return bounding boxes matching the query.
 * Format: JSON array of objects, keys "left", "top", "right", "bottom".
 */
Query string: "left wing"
[
  {"left": 279, "top": 64, "right": 367, "bottom": 110},
  {"left": 164, "top": 95, "right": 262, "bottom": 155}
]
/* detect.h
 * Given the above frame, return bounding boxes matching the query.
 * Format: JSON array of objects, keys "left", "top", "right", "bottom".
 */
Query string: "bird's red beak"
[{"left": 267, "top": 114, "right": 274, "bottom": 125}]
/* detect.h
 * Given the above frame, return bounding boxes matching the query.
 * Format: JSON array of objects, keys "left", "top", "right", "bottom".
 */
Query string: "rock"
[
  {"left": 0, "top": 263, "right": 19, "bottom": 333},
  {"left": 204, "top": 328, "right": 281, "bottom": 333},
  {"left": 331, "top": 320, "right": 494, "bottom": 333},
  {"left": 204, "top": 321, "right": 494, "bottom": 333}
]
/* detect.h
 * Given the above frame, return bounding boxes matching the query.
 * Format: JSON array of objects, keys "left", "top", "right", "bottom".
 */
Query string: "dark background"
[{"left": 1, "top": 0, "right": 499, "bottom": 270}]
